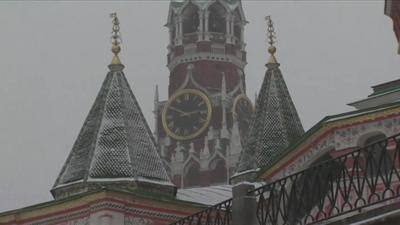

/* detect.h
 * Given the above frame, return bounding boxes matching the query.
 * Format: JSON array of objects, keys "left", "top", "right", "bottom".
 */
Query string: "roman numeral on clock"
[{"left": 184, "top": 94, "right": 190, "bottom": 100}]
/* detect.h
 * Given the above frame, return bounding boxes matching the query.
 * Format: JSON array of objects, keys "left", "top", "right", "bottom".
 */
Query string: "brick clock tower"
[{"left": 154, "top": 0, "right": 253, "bottom": 188}]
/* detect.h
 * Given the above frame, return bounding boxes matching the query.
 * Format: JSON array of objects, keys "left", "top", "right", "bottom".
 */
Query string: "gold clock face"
[
  {"left": 232, "top": 94, "right": 254, "bottom": 139},
  {"left": 162, "top": 89, "right": 212, "bottom": 141}
]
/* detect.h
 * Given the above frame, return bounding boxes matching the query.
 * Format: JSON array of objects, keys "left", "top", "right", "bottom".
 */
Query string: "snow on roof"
[
  {"left": 177, "top": 185, "right": 232, "bottom": 206},
  {"left": 176, "top": 182, "right": 265, "bottom": 206},
  {"left": 324, "top": 105, "right": 395, "bottom": 123},
  {"left": 236, "top": 61, "right": 304, "bottom": 175}
]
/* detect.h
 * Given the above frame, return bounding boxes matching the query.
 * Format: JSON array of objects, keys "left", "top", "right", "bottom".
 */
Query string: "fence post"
[{"left": 232, "top": 183, "right": 257, "bottom": 225}]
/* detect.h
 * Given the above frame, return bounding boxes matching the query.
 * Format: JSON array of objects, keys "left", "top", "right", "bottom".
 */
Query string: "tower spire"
[
  {"left": 265, "top": 15, "right": 278, "bottom": 64},
  {"left": 110, "top": 12, "right": 122, "bottom": 65}
]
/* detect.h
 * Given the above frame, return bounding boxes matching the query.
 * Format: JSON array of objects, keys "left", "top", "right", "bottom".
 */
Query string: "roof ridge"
[
  {"left": 85, "top": 71, "right": 116, "bottom": 182},
  {"left": 118, "top": 72, "right": 137, "bottom": 178},
  {"left": 52, "top": 72, "right": 112, "bottom": 188}
]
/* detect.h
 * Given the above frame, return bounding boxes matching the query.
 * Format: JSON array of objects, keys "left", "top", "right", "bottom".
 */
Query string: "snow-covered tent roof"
[
  {"left": 52, "top": 55, "right": 175, "bottom": 200},
  {"left": 234, "top": 45, "right": 304, "bottom": 180}
]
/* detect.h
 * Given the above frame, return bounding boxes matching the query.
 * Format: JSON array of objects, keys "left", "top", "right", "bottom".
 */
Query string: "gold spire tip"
[
  {"left": 265, "top": 15, "right": 278, "bottom": 64},
  {"left": 110, "top": 12, "right": 122, "bottom": 65}
]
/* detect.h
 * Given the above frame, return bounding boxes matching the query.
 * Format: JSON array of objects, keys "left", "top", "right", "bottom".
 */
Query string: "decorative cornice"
[
  {"left": 0, "top": 190, "right": 202, "bottom": 225},
  {"left": 167, "top": 52, "right": 247, "bottom": 71}
]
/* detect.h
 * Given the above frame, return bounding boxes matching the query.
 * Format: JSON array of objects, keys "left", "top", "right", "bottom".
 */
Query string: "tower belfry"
[{"left": 155, "top": 0, "right": 253, "bottom": 188}]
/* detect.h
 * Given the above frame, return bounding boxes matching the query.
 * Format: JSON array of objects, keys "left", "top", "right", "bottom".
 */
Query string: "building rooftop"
[{"left": 348, "top": 78, "right": 400, "bottom": 110}]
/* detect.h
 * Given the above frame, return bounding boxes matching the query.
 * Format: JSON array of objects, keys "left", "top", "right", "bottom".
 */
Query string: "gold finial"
[
  {"left": 110, "top": 12, "right": 122, "bottom": 65},
  {"left": 265, "top": 16, "right": 278, "bottom": 64}
]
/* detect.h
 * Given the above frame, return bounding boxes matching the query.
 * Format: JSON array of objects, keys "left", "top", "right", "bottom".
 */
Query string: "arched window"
[
  {"left": 209, "top": 159, "right": 227, "bottom": 184},
  {"left": 362, "top": 133, "right": 391, "bottom": 177},
  {"left": 182, "top": 3, "right": 199, "bottom": 34},
  {"left": 170, "top": 13, "right": 177, "bottom": 41},
  {"left": 287, "top": 153, "right": 343, "bottom": 224},
  {"left": 97, "top": 215, "right": 112, "bottom": 225},
  {"left": 171, "top": 26, "right": 176, "bottom": 41},
  {"left": 184, "top": 163, "right": 200, "bottom": 187},
  {"left": 233, "top": 10, "right": 242, "bottom": 41},
  {"left": 234, "top": 24, "right": 241, "bottom": 41},
  {"left": 208, "top": 2, "right": 226, "bottom": 33},
  {"left": 364, "top": 133, "right": 386, "bottom": 146}
]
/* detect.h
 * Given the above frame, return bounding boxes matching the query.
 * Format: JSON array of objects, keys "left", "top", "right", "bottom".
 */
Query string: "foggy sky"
[{"left": 0, "top": 1, "right": 399, "bottom": 212}]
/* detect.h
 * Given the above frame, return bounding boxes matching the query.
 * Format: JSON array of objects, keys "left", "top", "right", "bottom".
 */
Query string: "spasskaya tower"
[{"left": 154, "top": 0, "right": 253, "bottom": 188}]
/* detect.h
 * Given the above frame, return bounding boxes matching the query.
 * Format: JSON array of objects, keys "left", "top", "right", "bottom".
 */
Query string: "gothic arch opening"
[
  {"left": 182, "top": 3, "right": 199, "bottom": 34},
  {"left": 233, "top": 9, "right": 242, "bottom": 41},
  {"left": 169, "top": 12, "right": 178, "bottom": 43},
  {"left": 184, "top": 162, "right": 200, "bottom": 187},
  {"left": 208, "top": 2, "right": 226, "bottom": 34},
  {"left": 209, "top": 158, "right": 227, "bottom": 184},
  {"left": 171, "top": 25, "right": 176, "bottom": 41},
  {"left": 364, "top": 133, "right": 387, "bottom": 145},
  {"left": 287, "top": 153, "right": 343, "bottom": 224},
  {"left": 357, "top": 131, "right": 387, "bottom": 147},
  {"left": 359, "top": 132, "right": 391, "bottom": 177}
]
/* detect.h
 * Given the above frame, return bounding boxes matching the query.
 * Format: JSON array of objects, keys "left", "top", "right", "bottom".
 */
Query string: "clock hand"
[
  {"left": 186, "top": 110, "right": 206, "bottom": 116},
  {"left": 169, "top": 106, "right": 189, "bottom": 116}
]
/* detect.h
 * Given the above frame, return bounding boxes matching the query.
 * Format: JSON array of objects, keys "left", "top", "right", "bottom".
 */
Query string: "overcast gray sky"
[{"left": 0, "top": 0, "right": 399, "bottom": 212}]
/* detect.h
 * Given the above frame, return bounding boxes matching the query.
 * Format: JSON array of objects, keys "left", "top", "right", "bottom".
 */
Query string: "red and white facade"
[
  {"left": 261, "top": 80, "right": 400, "bottom": 182},
  {"left": 0, "top": 190, "right": 201, "bottom": 225}
]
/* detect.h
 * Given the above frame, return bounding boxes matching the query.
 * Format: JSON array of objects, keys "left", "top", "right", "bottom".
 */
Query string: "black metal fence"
[
  {"left": 251, "top": 133, "right": 400, "bottom": 225},
  {"left": 171, "top": 198, "right": 232, "bottom": 225},
  {"left": 171, "top": 133, "right": 400, "bottom": 225}
]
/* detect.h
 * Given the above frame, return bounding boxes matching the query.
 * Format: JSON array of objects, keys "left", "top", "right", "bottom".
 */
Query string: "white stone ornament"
[
  {"left": 174, "top": 142, "right": 185, "bottom": 162},
  {"left": 201, "top": 138, "right": 210, "bottom": 159}
]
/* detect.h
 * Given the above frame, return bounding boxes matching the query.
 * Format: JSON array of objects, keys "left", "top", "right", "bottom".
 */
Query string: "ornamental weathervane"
[
  {"left": 110, "top": 12, "right": 122, "bottom": 65},
  {"left": 265, "top": 15, "right": 278, "bottom": 64}
]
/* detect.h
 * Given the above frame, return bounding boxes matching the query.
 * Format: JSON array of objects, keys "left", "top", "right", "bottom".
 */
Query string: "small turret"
[
  {"left": 51, "top": 13, "right": 175, "bottom": 199},
  {"left": 232, "top": 16, "right": 304, "bottom": 183}
]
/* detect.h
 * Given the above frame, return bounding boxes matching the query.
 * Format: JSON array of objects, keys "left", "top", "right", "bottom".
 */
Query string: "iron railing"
[
  {"left": 251, "top": 133, "right": 400, "bottom": 225},
  {"left": 171, "top": 198, "right": 232, "bottom": 225},
  {"left": 170, "top": 133, "right": 400, "bottom": 225}
]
